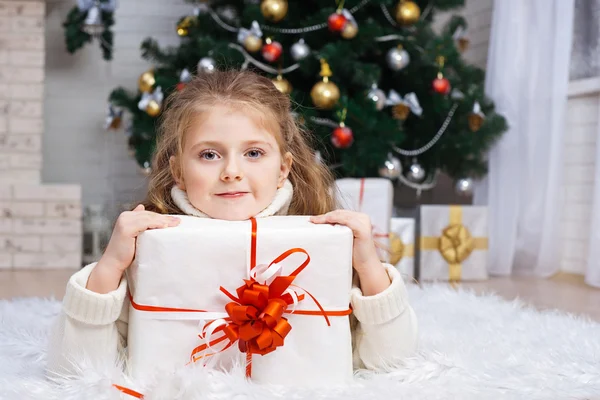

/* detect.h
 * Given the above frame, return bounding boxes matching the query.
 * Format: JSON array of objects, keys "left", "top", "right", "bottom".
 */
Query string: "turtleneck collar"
[{"left": 170, "top": 179, "right": 294, "bottom": 219}]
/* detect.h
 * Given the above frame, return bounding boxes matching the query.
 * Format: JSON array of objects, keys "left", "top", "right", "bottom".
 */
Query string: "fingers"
[
  {"left": 117, "top": 209, "right": 180, "bottom": 237},
  {"left": 310, "top": 210, "right": 371, "bottom": 238}
]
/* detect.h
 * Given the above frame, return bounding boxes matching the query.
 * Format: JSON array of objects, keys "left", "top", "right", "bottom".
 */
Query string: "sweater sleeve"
[
  {"left": 45, "top": 262, "right": 129, "bottom": 378},
  {"left": 350, "top": 263, "right": 418, "bottom": 371}
]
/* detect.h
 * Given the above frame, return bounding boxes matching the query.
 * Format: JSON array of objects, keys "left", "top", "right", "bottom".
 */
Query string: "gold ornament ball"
[
  {"left": 272, "top": 76, "right": 292, "bottom": 95},
  {"left": 310, "top": 79, "right": 340, "bottom": 110},
  {"left": 341, "top": 22, "right": 358, "bottom": 39},
  {"left": 146, "top": 100, "right": 161, "bottom": 117},
  {"left": 244, "top": 35, "right": 263, "bottom": 53},
  {"left": 138, "top": 71, "right": 155, "bottom": 93},
  {"left": 261, "top": 0, "right": 288, "bottom": 23},
  {"left": 389, "top": 233, "right": 405, "bottom": 265},
  {"left": 395, "top": 1, "right": 421, "bottom": 26}
]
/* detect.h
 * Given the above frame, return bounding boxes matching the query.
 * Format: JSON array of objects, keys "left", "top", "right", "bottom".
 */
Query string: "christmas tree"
[{"left": 106, "top": 0, "right": 507, "bottom": 194}]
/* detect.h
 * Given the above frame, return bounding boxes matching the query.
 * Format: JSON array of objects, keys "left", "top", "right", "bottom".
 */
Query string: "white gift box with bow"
[{"left": 126, "top": 215, "right": 354, "bottom": 386}]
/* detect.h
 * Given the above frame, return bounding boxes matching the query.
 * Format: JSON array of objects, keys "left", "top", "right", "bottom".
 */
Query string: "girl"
[{"left": 46, "top": 70, "right": 418, "bottom": 380}]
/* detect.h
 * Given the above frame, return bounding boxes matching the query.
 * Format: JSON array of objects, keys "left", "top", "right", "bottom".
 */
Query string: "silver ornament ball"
[
  {"left": 291, "top": 39, "right": 310, "bottom": 61},
  {"left": 455, "top": 178, "right": 474, "bottom": 196},
  {"left": 386, "top": 47, "right": 410, "bottom": 71},
  {"left": 379, "top": 155, "right": 402, "bottom": 179},
  {"left": 367, "top": 86, "right": 387, "bottom": 111},
  {"left": 407, "top": 162, "right": 426, "bottom": 182},
  {"left": 198, "top": 57, "right": 216, "bottom": 74}
]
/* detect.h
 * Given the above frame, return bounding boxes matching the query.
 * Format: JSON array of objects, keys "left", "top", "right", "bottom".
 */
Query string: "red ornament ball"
[
  {"left": 433, "top": 75, "right": 451, "bottom": 95},
  {"left": 331, "top": 125, "right": 354, "bottom": 149},
  {"left": 328, "top": 12, "right": 347, "bottom": 32},
  {"left": 176, "top": 82, "right": 186, "bottom": 91},
  {"left": 262, "top": 40, "right": 283, "bottom": 63}
]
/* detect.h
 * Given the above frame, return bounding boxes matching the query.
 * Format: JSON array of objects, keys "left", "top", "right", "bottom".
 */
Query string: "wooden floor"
[{"left": 0, "top": 269, "right": 599, "bottom": 322}]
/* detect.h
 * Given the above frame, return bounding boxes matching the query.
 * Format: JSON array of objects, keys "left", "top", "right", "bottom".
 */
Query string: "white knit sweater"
[{"left": 45, "top": 181, "right": 418, "bottom": 378}]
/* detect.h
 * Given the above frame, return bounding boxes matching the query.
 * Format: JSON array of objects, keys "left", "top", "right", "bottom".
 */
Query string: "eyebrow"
[{"left": 190, "top": 140, "right": 273, "bottom": 150}]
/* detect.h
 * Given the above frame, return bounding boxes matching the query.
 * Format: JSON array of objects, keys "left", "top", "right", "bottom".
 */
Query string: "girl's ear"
[
  {"left": 278, "top": 152, "right": 293, "bottom": 188},
  {"left": 169, "top": 156, "right": 185, "bottom": 190}
]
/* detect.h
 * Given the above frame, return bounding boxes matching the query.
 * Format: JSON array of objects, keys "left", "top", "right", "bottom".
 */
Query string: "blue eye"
[
  {"left": 200, "top": 151, "right": 218, "bottom": 160},
  {"left": 246, "top": 149, "right": 265, "bottom": 159}
]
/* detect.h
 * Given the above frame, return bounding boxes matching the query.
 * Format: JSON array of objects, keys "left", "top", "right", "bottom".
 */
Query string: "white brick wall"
[
  {"left": 44, "top": 0, "right": 194, "bottom": 220},
  {"left": 560, "top": 87, "right": 600, "bottom": 274},
  {"left": 0, "top": 0, "right": 82, "bottom": 270}
]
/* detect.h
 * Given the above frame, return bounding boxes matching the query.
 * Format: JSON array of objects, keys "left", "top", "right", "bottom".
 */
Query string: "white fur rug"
[{"left": 1, "top": 285, "right": 599, "bottom": 400}]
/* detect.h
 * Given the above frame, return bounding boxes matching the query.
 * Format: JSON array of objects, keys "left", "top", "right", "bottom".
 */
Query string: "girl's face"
[{"left": 170, "top": 105, "right": 292, "bottom": 221}]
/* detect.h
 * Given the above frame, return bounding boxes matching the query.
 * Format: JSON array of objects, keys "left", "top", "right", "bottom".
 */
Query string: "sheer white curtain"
[{"left": 473, "top": 0, "right": 574, "bottom": 276}]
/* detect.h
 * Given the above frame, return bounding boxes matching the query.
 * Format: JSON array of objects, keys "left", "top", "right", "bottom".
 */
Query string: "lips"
[{"left": 216, "top": 192, "right": 248, "bottom": 198}]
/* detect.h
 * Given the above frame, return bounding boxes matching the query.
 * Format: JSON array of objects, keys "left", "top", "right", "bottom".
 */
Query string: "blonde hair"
[{"left": 141, "top": 69, "right": 337, "bottom": 216}]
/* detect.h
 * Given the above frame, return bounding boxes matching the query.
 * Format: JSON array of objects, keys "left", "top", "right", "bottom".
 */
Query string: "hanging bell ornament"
[
  {"left": 367, "top": 84, "right": 387, "bottom": 111},
  {"left": 272, "top": 74, "right": 292, "bottom": 94},
  {"left": 310, "top": 59, "right": 340, "bottom": 110},
  {"left": 138, "top": 86, "right": 164, "bottom": 117},
  {"left": 198, "top": 57, "right": 216, "bottom": 74},
  {"left": 331, "top": 122, "right": 354, "bottom": 149},
  {"left": 176, "top": 68, "right": 192, "bottom": 91},
  {"left": 291, "top": 38, "right": 310, "bottom": 61},
  {"left": 386, "top": 90, "right": 422, "bottom": 120},
  {"left": 238, "top": 21, "right": 264, "bottom": 53},
  {"left": 468, "top": 101, "right": 486, "bottom": 132},
  {"left": 262, "top": 37, "right": 283, "bottom": 63},
  {"left": 177, "top": 16, "right": 196, "bottom": 37},
  {"left": 395, "top": 0, "right": 421, "bottom": 26},
  {"left": 407, "top": 161, "right": 426, "bottom": 182},
  {"left": 386, "top": 45, "right": 410, "bottom": 71},
  {"left": 138, "top": 70, "right": 156, "bottom": 93},
  {"left": 379, "top": 153, "right": 402, "bottom": 179},
  {"left": 455, "top": 178, "right": 474, "bottom": 196},
  {"left": 261, "top": 0, "right": 288, "bottom": 22}
]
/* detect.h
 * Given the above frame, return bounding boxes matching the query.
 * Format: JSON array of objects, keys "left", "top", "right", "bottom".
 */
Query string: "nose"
[{"left": 220, "top": 156, "right": 244, "bottom": 182}]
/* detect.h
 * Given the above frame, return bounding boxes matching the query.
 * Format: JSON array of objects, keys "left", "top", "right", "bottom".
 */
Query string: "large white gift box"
[
  {"left": 419, "top": 205, "right": 489, "bottom": 281},
  {"left": 335, "top": 178, "right": 393, "bottom": 262},
  {"left": 390, "top": 218, "right": 415, "bottom": 281},
  {"left": 126, "top": 215, "right": 354, "bottom": 386}
]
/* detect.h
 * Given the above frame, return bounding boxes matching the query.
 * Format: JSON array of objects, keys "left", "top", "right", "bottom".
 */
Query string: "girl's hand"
[
  {"left": 309, "top": 210, "right": 381, "bottom": 274},
  {"left": 101, "top": 204, "right": 181, "bottom": 273},
  {"left": 87, "top": 205, "right": 180, "bottom": 294},
  {"left": 309, "top": 210, "right": 391, "bottom": 295}
]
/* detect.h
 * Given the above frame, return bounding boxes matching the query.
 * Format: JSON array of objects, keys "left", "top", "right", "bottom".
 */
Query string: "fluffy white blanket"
[{"left": 1, "top": 285, "right": 599, "bottom": 400}]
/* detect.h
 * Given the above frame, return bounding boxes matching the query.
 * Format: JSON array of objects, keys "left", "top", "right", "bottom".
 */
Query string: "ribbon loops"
[{"left": 439, "top": 224, "right": 475, "bottom": 264}]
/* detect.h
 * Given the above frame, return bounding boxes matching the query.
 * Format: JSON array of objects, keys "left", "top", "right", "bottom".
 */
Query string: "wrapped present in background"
[
  {"left": 419, "top": 205, "right": 488, "bottom": 281},
  {"left": 126, "top": 216, "right": 354, "bottom": 386},
  {"left": 390, "top": 218, "right": 415, "bottom": 281},
  {"left": 335, "top": 178, "right": 393, "bottom": 262}
]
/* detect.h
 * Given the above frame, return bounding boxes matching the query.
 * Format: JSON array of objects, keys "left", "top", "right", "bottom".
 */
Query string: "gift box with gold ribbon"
[
  {"left": 335, "top": 178, "right": 393, "bottom": 262},
  {"left": 419, "top": 205, "right": 489, "bottom": 281},
  {"left": 390, "top": 218, "right": 415, "bottom": 281},
  {"left": 125, "top": 215, "right": 354, "bottom": 387}
]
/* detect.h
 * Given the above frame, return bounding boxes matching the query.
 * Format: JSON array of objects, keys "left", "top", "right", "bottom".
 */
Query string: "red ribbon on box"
[{"left": 114, "top": 217, "right": 352, "bottom": 399}]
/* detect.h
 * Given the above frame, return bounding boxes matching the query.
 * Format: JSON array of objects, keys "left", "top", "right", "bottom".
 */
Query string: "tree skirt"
[{"left": 1, "top": 285, "right": 599, "bottom": 400}]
